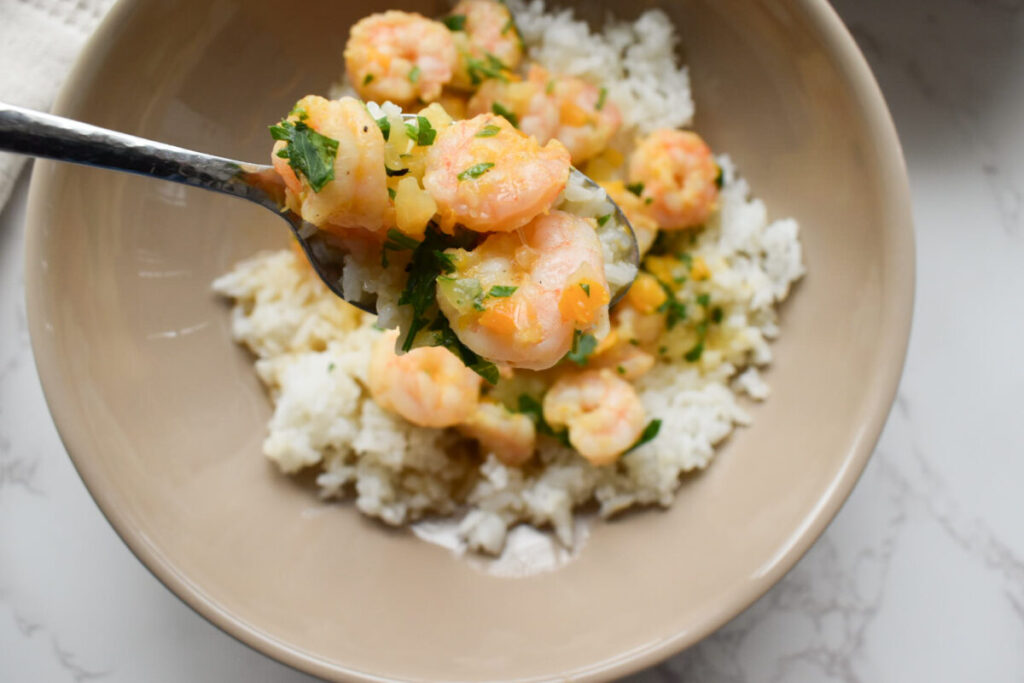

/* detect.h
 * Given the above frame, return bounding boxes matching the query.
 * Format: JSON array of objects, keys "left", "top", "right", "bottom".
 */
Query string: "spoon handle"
[{"left": 0, "top": 102, "right": 283, "bottom": 210}]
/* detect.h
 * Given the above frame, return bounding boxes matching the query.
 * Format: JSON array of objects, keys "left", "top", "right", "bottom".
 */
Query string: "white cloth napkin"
[{"left": 0, "top": 0, "right": 116, "bottom": 208}]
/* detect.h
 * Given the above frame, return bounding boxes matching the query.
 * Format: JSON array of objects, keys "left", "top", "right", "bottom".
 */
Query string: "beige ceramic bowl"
[{"left": 24, "top": 0, "right": 913, "bottom": 680}]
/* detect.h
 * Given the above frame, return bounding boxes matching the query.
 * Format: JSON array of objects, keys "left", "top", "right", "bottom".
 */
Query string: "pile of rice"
[{"left": 214, "top": 3, "right": 804, "bottom": 555}]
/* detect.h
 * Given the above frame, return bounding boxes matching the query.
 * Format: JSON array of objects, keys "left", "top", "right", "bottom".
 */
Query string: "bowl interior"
[{"left": 24, "top": 0, "right": 913, "bottom": 680}]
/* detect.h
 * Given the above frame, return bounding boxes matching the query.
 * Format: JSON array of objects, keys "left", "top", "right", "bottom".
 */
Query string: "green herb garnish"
[
  {"left": 406, "top": 115, "right": 436, "bottom": 146},
  {"left": 380, "top": 228, "right": 421, "bottom": 268},
  {"left": 475, "top": 124, "right": 502, "bottom": 138},
  {"left": 595, "top": 87, "right": 608, "bottom": 111},
  {"left": 684, "top": 341, "right": 704, "bottom": 362},
  {"left": 363, "top": 74, "right": 375, "bottom": 86},
  {"left": 625, "top": 419, "right": 661, "bottom": 453},
  {"left": 545, "top": 80, "right": 555, "bottom": 94},
  {"left": 269, "top": 120, "right": 339, "bottom": 193},
  {"left": 375, "top": 116, "right": 391, "bottom": 141},
  {"left": 443, "top": 14, "right": 466, "bottom": 31},
  {"left": 626, "top": 182, "right": 644, "bottom": 197},
  {"left": 385, "top": 166, "right": 409, "bottom": 177},
  {"left": 408, "top": 65, "right": 421, "bottom": 83},
  {"left": 388, "top": 187, "right": 396, "bottom": 199},
  {"left": 491, "top": 102, "right": 519, "bottom": 128},
  {"left": 711, "top": 306, "right": 723, "bottom": 324},
  {"left": 457, "top": 162, "right": 495, "bottom": 181},
  {"left": 714, "top": 165, "right": 724, "bottom": 189},
  {"left": 466, "top": 54, "right": 509, "bottom": 85},
  {"left": 696, "top": 293, "right": 711, "bottom": 308},
  {"left": 517, "top": 394, "right": 570, "bottom": 446},
  {"left": 655, "top": 279, "right": 687, "bottom": 329},
  {"left": 565, "top": 330, "right": 598, "bottom": 365},
  {"left": 398, "top": 229, "right": 457, "bottom": 351},
  {"left": 580, "top": 283, "right": 591, "bottom": 296},
  {"left": 596, "top": 214, "right": 612, "bottom": 227},
  {"left": 487, "top": 285, "right": 518, "bottom": 298},
  {"left": 385, "top": 228, "right": 421, "bottom": 251},
  {"left": 327, "top": 362, "right": 335, "bottom": 372},
  {"left": 430, "top": 314, "right": 499, "bottom": 384}
]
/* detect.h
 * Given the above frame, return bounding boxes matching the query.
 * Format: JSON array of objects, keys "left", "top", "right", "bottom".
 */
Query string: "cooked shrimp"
[
  {"left": 536, "top": 67, "right": 621, "bottom": 164},
  {"left": 613, "top": 281, "right": 667, "bottom": 346},
  {"left": 458, "top": 400, "right": 536, "bottom": 466},
  {"left": 437, "top": 210, "right": 610, "bottom": 370},
  {"left": 368, "top": 330, "right": 481, "bottom": 428},
  {"left": 542, "top": 369, "right": 647, "bottom": 465},
  {"left": 588, "top": 340, "right": 655, "bottom": 380},
  {"left": 447, "top": 0, "right": 523, "bottom": 89},
  {"left": 422, "top": 113, "right": 570, "bottom": 233},
  {"left": 600, "top": 180, "right": 659, "bottom": 256},
  {"left": 467, "top": 66, "right": 622, "bottom": 164},
  {"left": 272, "top": 95, "right": 393, "bottom": 233},
  {"left": 345, "top": 11, "right": 458, "bottom": 105},
  {"left": 467, "top": 76, "right": 559, "bottom": 143},
  {"left": 627, "top": 129, "right": 720, "bottom": 230}
]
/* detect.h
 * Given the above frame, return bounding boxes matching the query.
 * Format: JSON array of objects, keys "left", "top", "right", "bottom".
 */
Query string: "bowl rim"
[{"left": 23, "top": 0, "right": 915, "bottom": 680}]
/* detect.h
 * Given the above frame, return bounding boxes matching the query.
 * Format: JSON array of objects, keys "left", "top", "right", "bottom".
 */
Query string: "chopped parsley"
[
  {"left": 475, "top": 124, "right": 502, "bottom": 138},
  {"left": 580, "top": 283, "right": 591, "bottom": 296},
  {"left": 565, "top": 330, "right": 598, "bottom": 365},
  {"left": 430, "top": 314, "right": 499, "bottom": 384},
  {"left": 625, "top": 419, "right": 662, "bottom": 453},
  {"left": 616, "top": 365, "right": 626, "bottom": 375},
  {"left": 491, "top": 102, "right": 519, "bottom": 128},
  {"left": 387, "top": 187, "right": 396, "bottom": 199},
  {"left": 381, "top": 228, "right": 421, "bottom": 267},
  {"left": 404, "top": 115, "right": 436, "bottom": 146},
  {"left": 457, "top": 162, "right": 495, "bottom": 181},
  {"left": 269, "top": 120, "right": 339, "bottom": 193},
  {"left": 655, "top": 279, "right": 687, "bottom": 329},
  {"left": 467, "top": 54, "right": 509, "bottom": 85},
  {"left": 442, "top": 14, "right": 466, "bottom": 31},
  {"left": 595, "top": 87, "right": 608, "bottom": 111},
  {"left": 625, "top": 182, "right": 645, "bottom": 197},
  {"left": 288, "top": 105, "right": 308, "bottom": 120},
  {"left": 327, "top": 362, "right": 335, "bottom": 372},
  {"left": 408, "top": 65, "right": 421, "bottom": 83},
  {"left": 517, "top": 394, "right": 570, "bottom": 446},
  {"left": 714, "top": 165, "right": 724, "bottom": 189},
  {"left": 501, "top": 17, "right": 514, "bottom": 34},
  {"left": 684, "top": 295, "right": 717, "bottom": 362},
  {"left": 397, "top": 228, "right": 457, "bottom": 352},
  {"left": 363, "top": 74, "right": 375, "bottom": 86},
  {"left": 545, "top": 80, "right": 555, "bottom": 94},
  {"left": 375, "top": 116, "right": 391, "bottom": 141},
  {"left": 385, "top": 166, "right": 409, "bottom": 177},
  {"left": 596, "top": 214, "right": 612, "bottom": 227},
  {"left": 684, "top": 341, "right": 704, "bottom": 363},
  {"left": 487, "top": 285, "right": 518, "bottom": 298}
]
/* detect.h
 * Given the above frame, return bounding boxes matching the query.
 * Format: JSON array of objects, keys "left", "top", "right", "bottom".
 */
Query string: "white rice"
[
  {"left": 508, "top": 0, "right": 694, "bottom": 135},
  {"left": 213, "top": 161, "right": 803, "bottom": 554},
  {"left": 214, "top": 2, "right": 804, "bottom": 555}
]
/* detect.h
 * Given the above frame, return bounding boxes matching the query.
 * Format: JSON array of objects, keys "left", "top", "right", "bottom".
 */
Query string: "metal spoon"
[{"left": 0, "top": 102, "right": 638, "bottom": 312}]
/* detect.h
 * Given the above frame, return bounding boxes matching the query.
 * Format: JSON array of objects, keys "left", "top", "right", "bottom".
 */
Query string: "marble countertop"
[{"left": 2, "top": 0, "right": 1023, "bottom": 680}]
